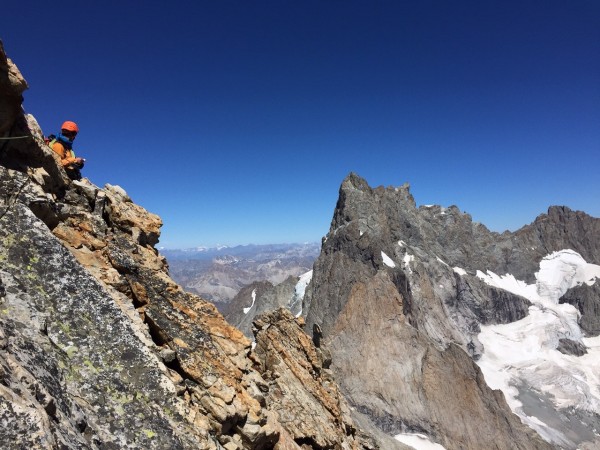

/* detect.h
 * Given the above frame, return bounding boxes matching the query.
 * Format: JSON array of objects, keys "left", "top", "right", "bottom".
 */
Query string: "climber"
[{"left": 50, "top": 121, "right": 85, "bottom": 180}]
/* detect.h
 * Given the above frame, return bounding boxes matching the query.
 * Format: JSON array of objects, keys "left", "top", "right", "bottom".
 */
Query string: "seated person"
[{"left": 50, "top": 121, "right": 85, "bottom": 179}]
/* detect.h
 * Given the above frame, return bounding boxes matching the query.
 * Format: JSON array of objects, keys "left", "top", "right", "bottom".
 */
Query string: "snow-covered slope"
[{"left": 476, "top": 250, "right": 600, "bottom": 448}]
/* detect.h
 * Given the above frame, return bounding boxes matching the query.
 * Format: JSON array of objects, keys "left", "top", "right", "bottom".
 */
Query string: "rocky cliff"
[
  {"left": 301, "top": 174, "right": 599, "bottom": 450},
  {"left": 0, "top": 42, "right": 375, "bottom": 449}
]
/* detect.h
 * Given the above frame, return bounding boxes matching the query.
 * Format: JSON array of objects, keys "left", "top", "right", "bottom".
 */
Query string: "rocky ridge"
[
  {"left": 221, "top": 179, "right": 600, "bottom": 449},
  {"left": 0, "top": 42, "right": 374, "bottom": 449}
]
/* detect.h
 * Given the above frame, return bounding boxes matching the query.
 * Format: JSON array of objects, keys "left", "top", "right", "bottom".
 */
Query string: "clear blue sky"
[{"left": 4, "top": 1, "right": 599, "bottom": 248}]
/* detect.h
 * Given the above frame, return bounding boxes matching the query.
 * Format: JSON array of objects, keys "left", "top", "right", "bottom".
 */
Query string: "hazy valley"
[{"left": 162, "top": 243, "right": 319, "bottom": 312}]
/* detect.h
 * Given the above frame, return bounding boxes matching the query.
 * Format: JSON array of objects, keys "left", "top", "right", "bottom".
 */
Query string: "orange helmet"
[{"left": 61, "top": 121, "right": 79, "bottom": 133}]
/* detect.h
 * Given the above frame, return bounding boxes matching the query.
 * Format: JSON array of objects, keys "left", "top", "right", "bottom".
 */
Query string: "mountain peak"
[
  {"left": 301, "top": 174, "right": 599, "bottom": 449},
  {"left": 341, "top": 171, "right": 372, "bottom": 192}
]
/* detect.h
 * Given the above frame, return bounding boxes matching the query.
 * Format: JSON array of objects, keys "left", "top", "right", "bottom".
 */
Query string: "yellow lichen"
[{"left": 142, "top": 429, "right": 156, "bottom": 439}]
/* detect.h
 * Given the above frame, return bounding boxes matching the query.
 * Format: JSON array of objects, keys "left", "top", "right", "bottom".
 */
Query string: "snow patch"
[
  {"left": 403, "top": 253, "right": 414, "bottom": 273},
  {"left": 436, "top": 257, "right": 449, "bottom": 267},
  {"left": 381, "top": 251, "right": 396, "bottom": 268},
  {"left": 243, "top": 289, "right": 257, "bottom": 314},
  {"left": 453, "top": 267, "right": 467, "bottom": 276},
  {"left": 476, "top": 270, "right": 536, "bottom": 300},
  {"left": 292, "top": 270, "right": 313, "bottom": 317},
  {"left": 214, "top": 256, "right": 240, "bottom": 265},
  {"left": 394, "top": 433, "right": 447, "bottom": 450},
  {"left": 295, "top": 270, "right": 313, "bottom": 297}
]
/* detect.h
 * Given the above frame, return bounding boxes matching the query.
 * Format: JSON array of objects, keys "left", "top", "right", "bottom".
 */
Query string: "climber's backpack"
[{"left": 44, "top": 134, "right": 56, "bottom": 146}]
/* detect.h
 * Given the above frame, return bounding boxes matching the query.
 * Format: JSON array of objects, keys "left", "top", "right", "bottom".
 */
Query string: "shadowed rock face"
[
  {"left": 301, "top": 173, "right": 600, "bottom": 450},
  {"left": 0, "top": 44, "right": 376, "bottom": 450},
  {"left": 559, "top": 282, "right": 600, "bottom": 336}
]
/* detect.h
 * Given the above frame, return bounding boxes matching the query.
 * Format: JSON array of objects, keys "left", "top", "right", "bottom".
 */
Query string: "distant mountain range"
[{"left": 161, "top": 243, "right": 320, "bottom": 311}]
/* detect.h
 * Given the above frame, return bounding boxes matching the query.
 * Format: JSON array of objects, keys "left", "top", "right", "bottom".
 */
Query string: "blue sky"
[{"left": 4, "top": 1, "right": 599, "bottom": 248}]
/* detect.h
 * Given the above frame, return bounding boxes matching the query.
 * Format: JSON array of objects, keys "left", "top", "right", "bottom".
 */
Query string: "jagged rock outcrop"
[
  {"left": 302, "top": 173, "right": 599, "bottom": 449},
  {"left": 251, "top": 309, "right": 377, "bottom": 450},
  {"left": 0, "top": 42, "right": 376, "bottom": 449},
  {"left": 513, "top": 206, "right": 600, "bottom": 282},
  {"left": 0, "top": 41, "right": 27, "bottom": 135},
  {"left": 449, "top": 273, "right": 532, "bottom": 347}
]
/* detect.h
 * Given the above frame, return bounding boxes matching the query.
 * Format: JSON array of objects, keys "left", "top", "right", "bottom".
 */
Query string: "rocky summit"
[
  {"left": 300, "top": 173, "right": 600, "bottom": 450},
  {"left": 0, "top": 42, "right": 373, "bottom": 449}
]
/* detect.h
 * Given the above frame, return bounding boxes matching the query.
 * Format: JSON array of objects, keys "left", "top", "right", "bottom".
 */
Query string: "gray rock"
[
  {"left": 0, "top": 171, "right": 199, "bottom": 449},
  {"left": 559, "top": 282, "right": 600, "bottom": 336},
  {"left": 302, "top": 173, "right": 580, "bottom": 450},
  {"left": 251, "top": 308, "right": 373, "bottom": 449},
  {"left": 556, "top": 338, "right": 587, "bottom": 356}
]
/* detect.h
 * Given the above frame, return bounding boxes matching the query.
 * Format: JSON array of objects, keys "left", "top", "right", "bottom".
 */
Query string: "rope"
[{"left": 0, "top": 135, "right": 34, "bottom": 140}]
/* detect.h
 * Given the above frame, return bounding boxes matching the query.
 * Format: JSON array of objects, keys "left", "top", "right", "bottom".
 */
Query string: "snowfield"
[{"left": 475, "top": 249, "right": 600, "bottom": 447}]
